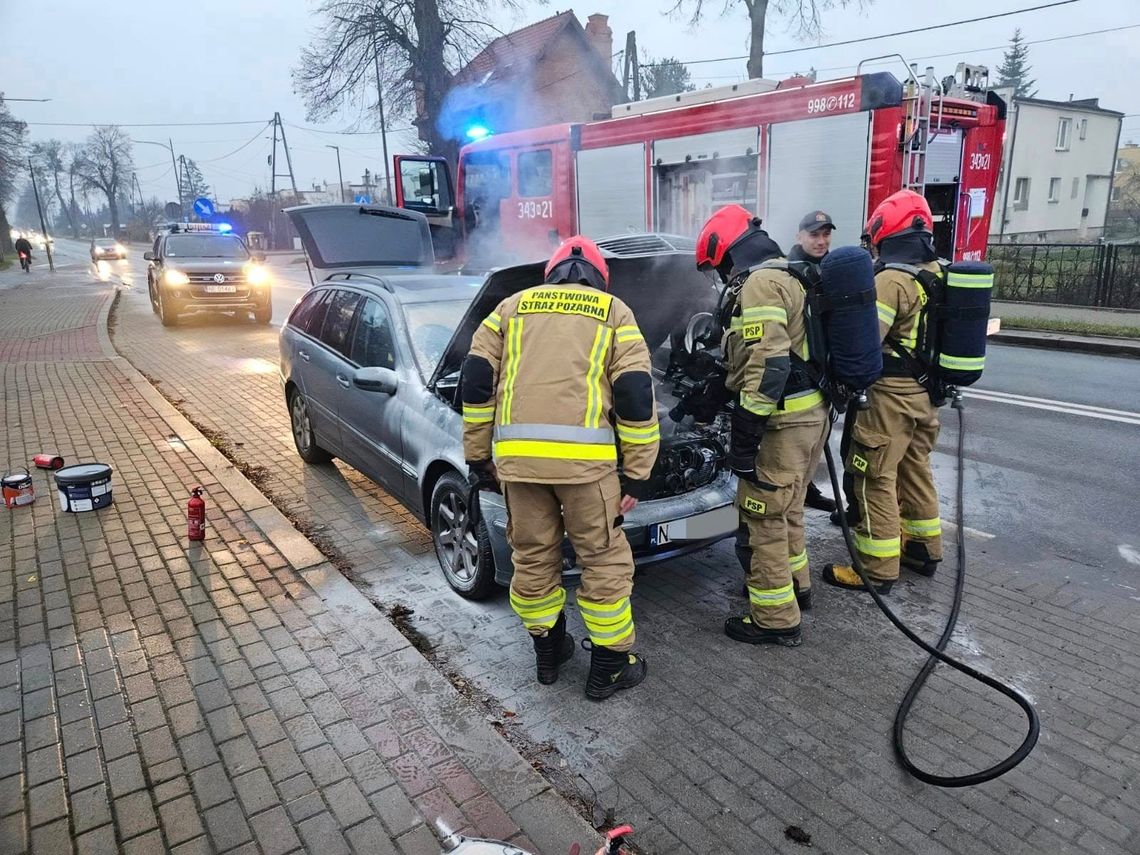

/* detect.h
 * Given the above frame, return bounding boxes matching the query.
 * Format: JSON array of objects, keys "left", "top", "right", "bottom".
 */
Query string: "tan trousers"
[
  {"left": 504, "top": 472, "right": 636, "bottom": 652},
  {"left": 738, "top": 410, "right": 829, "bottom": 629},
  {"left": 845, "top": 384, "right": 943, "bottom": 582}
]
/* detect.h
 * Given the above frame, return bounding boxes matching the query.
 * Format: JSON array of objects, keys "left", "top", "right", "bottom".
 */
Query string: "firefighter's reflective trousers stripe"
[
  {"left": 738, "top": 409, "right": 829, "bottom": 630},
  {"left": 504, "top": 472, "right": 636, "bottom": 651},
  {"left": 845, "top": 384, "right": 943, "bottom": 582}
]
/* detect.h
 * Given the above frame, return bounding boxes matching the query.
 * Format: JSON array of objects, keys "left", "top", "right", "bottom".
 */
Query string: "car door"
[
  {"left": 338, "top": 297, "right": 409, "bottom": 497},
  {"left": 304, "top": 288, "right": 364, "bottom": 454}
]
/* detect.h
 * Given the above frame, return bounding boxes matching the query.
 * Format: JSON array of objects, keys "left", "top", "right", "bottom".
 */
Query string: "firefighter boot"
[
  {"left": 724, "top": 615, "right": 802, "bottom": 646},
  {"left": 822, "top": 563, "right": 894, "bottom": 595},
  {"left": 584, "top": 643, "right": 647, "bottom": 701},
  {"left": 901, "top": 539, "right": 940, "bottom": 577},
  {"left": 532, "top": 612, "right": 574, "bottom": 685},
  {"left": 805, "top": 482, "right": 837, "bottom": 513}
]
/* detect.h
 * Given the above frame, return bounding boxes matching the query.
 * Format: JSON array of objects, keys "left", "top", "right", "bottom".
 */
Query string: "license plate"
[
  {"left": 648, "top": 505, "right": 737, "bottom": 546},
  {"left": 205, "top": 284, "right": 236, "bottom": 293},
  {"left": 649, "top": 523, "right": 672, "bottom": 547}
]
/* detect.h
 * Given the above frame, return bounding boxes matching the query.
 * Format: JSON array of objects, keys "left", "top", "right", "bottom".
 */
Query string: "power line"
[
  {"left": 647, "top": 0, "right": 1084, "bottom": 68},
  {"left": 286, "top": 122, "right": 415, "bottom": 136},
  {"left": 16, "top": 119, "right": 270, "bottom": 128},
  {"left": 196, "top": 122, "right": 272, "bottom": 164}
]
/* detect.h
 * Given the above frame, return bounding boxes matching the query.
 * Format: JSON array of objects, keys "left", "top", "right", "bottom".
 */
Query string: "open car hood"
[
  {"left": 428, "top": 233, "right": 720, "bottom": 390},
  {"left": 284, "top": 204, "right": 434, "bottom": 271}
]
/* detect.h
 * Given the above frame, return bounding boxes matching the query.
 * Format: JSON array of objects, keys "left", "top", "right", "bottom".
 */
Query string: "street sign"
[
  {"left": 192, "top": 197, "right": 215, "bottom": 219},
  {"left": 164, "top": 202, "right": 180, "bottom": 219},
  {"left": 354, "top": 194, "right": 372, "bottom": 205}
]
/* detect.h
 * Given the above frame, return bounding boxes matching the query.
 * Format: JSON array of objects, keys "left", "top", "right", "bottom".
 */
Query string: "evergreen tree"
[
  {"left": 181, "top": 159, "right": 211, "bottom": 203},
  {"left": 996, "top": 29, "right": 1037, "bottom": 99},
  {"left": 640, "top": 56, "right": 696, "bottom": 100}
]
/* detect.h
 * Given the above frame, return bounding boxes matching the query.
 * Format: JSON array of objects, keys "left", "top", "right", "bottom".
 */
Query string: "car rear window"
[{"left": 288, "top": 290, "right": 331, "bottom": 335}]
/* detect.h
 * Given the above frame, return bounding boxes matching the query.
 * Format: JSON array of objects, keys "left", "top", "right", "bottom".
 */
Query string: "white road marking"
[
  {"left": 965, "top": 389, "right": 1140, "bottom": 426},
  {"left": 943, "top": 521, "right": 997, "bottom": 541},
  {"left": 1119, "top": 544, "right": 1140, "bottom": 566}
]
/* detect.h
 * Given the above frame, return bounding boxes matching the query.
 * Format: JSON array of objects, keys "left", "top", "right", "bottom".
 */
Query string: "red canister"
[
  {"left": 33, "top": 454, "right": 65, "bottom": 470},
  {"left": 2, "top": 469, "right": 35, "bottom": 508}
]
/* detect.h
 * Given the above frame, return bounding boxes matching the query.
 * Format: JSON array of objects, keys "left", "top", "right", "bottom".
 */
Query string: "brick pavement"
[
  {"left": 0, "top": 260, "right": 596, "bottom": 853},
  {"left": 105, "top": 259, "right": 1140, "bottom": 854}
]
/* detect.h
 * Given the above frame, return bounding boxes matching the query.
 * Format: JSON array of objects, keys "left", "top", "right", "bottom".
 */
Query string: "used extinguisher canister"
[
  {"left": 187, "top": 486, "right": 206, "bottom": 542},
  {"left": 33, "top": 454, "right": 65, "bottom": 470}
]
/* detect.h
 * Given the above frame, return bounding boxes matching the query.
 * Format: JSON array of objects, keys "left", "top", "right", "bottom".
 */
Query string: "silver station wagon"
[{"left": 280, "top": 204, "right": 737, "bottom": 599}]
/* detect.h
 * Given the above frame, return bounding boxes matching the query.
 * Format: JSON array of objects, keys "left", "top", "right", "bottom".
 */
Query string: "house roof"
[{"left": 1015, "top": 95, "right": 1124, "bottom": 118}]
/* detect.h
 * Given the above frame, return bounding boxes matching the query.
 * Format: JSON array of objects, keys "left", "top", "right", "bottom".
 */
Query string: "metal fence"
[{"left": 986, "top": 242, "right": 1140, "bottom": 309}]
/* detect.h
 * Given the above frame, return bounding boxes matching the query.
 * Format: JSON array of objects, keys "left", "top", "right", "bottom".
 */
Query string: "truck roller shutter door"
[{"left": 576, "top": 144, "right": 648, "bottom": 238}]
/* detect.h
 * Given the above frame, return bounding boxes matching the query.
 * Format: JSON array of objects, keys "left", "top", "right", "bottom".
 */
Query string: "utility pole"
[
  {"left": 28, "top": 157, "right": 55, "bottom": 271},
  {"left": 133, "top": 139, "right": 182, "bottom": 217},
  {"left": 371, "top": 29, "right": 393, "bottom": 205},
  {"left": 269, "top": 112, "right": 313, "bottom": 285},
  {"left": 622, "top": 31, "right": 640, "bottom": 102},
  {"left": 326, "top": 145, "right": 346, "bottom": 202}
]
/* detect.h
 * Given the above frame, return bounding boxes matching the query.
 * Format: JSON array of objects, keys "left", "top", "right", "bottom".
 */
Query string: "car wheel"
[
  {"left": 158, "top": 288, "right": 180, "bottom": 327},
  {"left": 430, "top": 471, "right": 498, "bottom": 600},
  {"left": 148, "top": 278, "right": 159, "bottom": 314},
  {"left": 288, "top": 390, "right": 333, "bottom": 464},
  {"left": 253, "top": 302, "right": 272, "bottom": 325}
]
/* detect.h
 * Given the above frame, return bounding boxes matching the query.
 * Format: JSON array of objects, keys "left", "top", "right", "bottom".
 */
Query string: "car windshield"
[
  {"left": 165, "top": 235, "right": 248, "bottom": 259},
  {"left": 402, "top": 300, "right": 470, "bottom": 379}
]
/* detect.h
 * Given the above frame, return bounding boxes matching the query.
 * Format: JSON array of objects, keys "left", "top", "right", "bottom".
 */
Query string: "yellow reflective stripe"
[
  {"left": 855, "top": 532, "right": 901, "bottom": 558},
  {"left": 939, "top": 354, "right": 985, "bottom": 371},
  {"left": 510, "top": 587, "right": 566, "bottom": 629},
  {"left": 876, "top": 301, "right": 897, "bottom": 326},
  {"left": 499, "top": 317, "right": 523, "bottom": 425},
  {"left": 748, "top": 583, "right": 795, "bottom": 607},
  {"left": 900, "top": 324, "right": 919, "bottom": 350},
  {"left": 615, "top": 325, "right": 643, "bottom": 343},
  {"left": 740, "top": 393, "right": 776, "bottom": 416},
  {"left": 777, "top": 389, "right": 825, "bottom": 414},
  {"left": 788, "top": 550, "right": 808, "bottom": 573},
  {"left": 947, "top": 272, "right": 994, "bottom": 289},
  {"left": 901, "top": 517, "right": 942, "bottom": 537},
  {"left": 462, "top": 404, "right": 495, "bottom": 424},
  {"left": 493, "top": 440, "right": 618, "bottom": 461},
  {"left": 729, "top": 317, "right": 743, "bottom": 331},
  {"left": 578, "top": 597, "right": 634, "bottom": 646},
  {"left": 741, "top": 306, "right": 788, "bottom": 324},
  {"left": 482, "top": 312, "right": 502, "bottom": 333},
  {"left": 584, "top": 325, "right": 613, "bottom": 429},
  {"left": 616, "top": 423, "right": 660, "bottom": 445}
]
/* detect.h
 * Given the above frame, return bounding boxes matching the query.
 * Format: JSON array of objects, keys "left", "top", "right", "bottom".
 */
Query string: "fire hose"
[{"left": 822, "top": 393, "right": 1040, "bottom": 786}]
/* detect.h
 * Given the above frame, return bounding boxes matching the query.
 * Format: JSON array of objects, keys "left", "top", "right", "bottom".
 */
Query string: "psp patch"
[
  {"left": 742, "top": 497, "right": 767, "bottom": 515},
  {"left": 852, "top": 454, "right": 869, "bottom": 473},
  {"left": 517, "top": 288, "right": 613, "bottom": 321}
]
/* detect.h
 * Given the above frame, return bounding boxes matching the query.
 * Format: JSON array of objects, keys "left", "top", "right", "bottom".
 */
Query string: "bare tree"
[
  {"left": 294, "top": 0, "right": 511, "bottom": 166},
  {"left": 671, "top": 0, "right": 868, "bottom": 79},
  {"left": 0, "top": 95, "right": 29, "bottom": 255},
  {"left": 32, "top": 139, "right": 80, "bottom": 238},
  {"left": 74, "top": 126, "right": 134, "bottom": 238}
]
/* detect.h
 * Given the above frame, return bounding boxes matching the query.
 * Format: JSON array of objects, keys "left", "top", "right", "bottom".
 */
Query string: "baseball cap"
[{"left": 798, "top": 210, "right": 836, "bottom": 233}]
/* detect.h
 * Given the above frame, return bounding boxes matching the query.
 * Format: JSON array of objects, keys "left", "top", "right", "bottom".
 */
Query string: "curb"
[
  {"left": 96, "top": 285, "right": 598, "bottom": 849},
  {"left": 991, "top": 329, "right": 1140, "bottom": 359}
]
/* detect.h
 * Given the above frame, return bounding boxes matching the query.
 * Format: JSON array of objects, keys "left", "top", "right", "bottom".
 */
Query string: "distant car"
[
  {"left": 278, "top": 204, "right": 735, "bottom": 599},
  {"left": 91, "top": 238, "right": 127, "bottom": 261},
  {"left": 144, "top": 224, "right": 273, "bottom": 326}
]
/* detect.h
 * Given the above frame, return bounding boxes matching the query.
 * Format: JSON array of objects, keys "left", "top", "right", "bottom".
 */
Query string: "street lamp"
[
  {"left": 134, "top": 138, "right": 182, "bottom": 217},
  {"left": 326, "top": 145, "right": 346, "bottom": 203}
]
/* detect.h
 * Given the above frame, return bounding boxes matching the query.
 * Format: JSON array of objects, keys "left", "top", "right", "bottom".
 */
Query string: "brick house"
[{"left": 431, "top": 11, "right": 624, "bottom": 143}]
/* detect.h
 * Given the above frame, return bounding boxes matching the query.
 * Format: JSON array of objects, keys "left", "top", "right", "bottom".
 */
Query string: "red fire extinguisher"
[{"left": 188, "top": 486, "right": 206, "bottom": 541}]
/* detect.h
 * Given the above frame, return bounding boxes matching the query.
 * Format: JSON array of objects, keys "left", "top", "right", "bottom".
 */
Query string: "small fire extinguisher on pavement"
[{"left": 188, "top": 486, "right": 206, "bottom": 541}]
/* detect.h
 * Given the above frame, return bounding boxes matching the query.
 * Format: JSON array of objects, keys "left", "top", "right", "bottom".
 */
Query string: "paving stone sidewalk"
[
  {"left": 0, "top": 263, "right": 596, "bottom": 853},
  {"left": 103, "top": 254, "right": 1140, "bottom": 855}
]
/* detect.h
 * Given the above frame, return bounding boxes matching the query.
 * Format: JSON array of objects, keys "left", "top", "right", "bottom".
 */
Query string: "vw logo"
[{"left": 212, "top": 273, "right": 227, "bottom": 284}]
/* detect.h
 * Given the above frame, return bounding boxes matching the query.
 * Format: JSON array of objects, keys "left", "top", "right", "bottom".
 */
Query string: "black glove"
[
  {"left": 619, "top": 476, "right": 649, "bottom": 501},
  {"left": 466, "top": 459, "right": 500, "bottom": 494},
  {"left": 729, "top": 406, "right": 769, "bottom": 483}
]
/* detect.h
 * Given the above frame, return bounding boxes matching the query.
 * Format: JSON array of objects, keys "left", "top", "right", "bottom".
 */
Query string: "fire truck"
[{"left": 391, "top": 58, "right": 1005, "bottom": 266}]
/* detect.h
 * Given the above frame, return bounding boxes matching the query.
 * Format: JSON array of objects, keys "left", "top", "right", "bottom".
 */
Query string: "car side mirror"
[
  {"left": 143, "top": 251, "right": 155, "bottom": 261},
  {"left": 353, "top": 366, "right": 398, "bottom": 395}
]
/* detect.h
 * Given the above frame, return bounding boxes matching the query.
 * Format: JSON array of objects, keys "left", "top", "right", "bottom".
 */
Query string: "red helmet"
[
  {"left": 695, "top": 205, "right": 760, "bottom": 272},
  {"left": 545, "top": 235, "right": 609, "bottom": 290},
  {"left": 865, "top": 189, "right": 933, "bottom": 246}
]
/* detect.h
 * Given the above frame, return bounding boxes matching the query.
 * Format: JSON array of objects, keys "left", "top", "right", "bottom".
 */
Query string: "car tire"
[
  {"left": 253, "top": 302, "right": 273, "bottom": 325},
  {"left": 148, "top": 278, "right": 159, "bottom": 314},
  {"left": 288, "top": 389, "right": 333, "bottom": 464},
  {"left": 430, "top": 471, "right": 498, "bottom": 600},
  {"left": 158, "top": 288, "right": 180, "bottom": 327}
]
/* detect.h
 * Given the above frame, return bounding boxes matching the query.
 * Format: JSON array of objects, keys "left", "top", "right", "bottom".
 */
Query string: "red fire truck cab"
[{"left": 393, "top": 60, "right": 1006, "bottom": 267}]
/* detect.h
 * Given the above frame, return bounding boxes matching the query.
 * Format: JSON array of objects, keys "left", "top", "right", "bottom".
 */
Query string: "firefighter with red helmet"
[
  {"left": 823, "top": 189, "right": 944, "bottom": 594},
  {"left": 696, "top": 206, "right": 827, "bottom": 646},
  {"left": 460, "top": 236, "right": 659, "bottom": 700}
]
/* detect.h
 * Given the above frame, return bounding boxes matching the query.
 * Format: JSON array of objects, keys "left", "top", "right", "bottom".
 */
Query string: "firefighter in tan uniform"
[
  {"left": 460, "top": 237, "right": 660, "bottom": 700},
  {"left": 696, "top": 206, "right": 828, "bottom": 646},
  {"left": 823, "top": 190, "right": 944, "bottom": 593}
]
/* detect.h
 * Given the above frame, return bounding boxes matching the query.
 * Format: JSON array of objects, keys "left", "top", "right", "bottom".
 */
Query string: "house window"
[
  {"left": 1078, "top": 118, "right": 1088, "bottom": 140},
  {"left": 1048, "top": 178, "right": 1062, "bottom": 203},
  {"left": 1071, "top": 177, "right": 1080, "bottom": 199},
  {"left": 1013, "top": 177, "right": 1030, "bottom": 210},
  {"left": 517, "top": 149, "right": 553, "bottom": 198},
  {"left": 1056, "top": 118, "right": 1073, "bottom": 151}
]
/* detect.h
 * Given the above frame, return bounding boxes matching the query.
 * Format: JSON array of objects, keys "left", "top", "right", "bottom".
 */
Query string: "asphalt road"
[{"left": 52, "top": 237, "right": 1140, "bottom": 600}]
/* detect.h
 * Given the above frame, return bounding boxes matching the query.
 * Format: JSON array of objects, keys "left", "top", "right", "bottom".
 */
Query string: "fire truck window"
[
  {"left": 653, "top": 155, "right": 758, "bottom": 237},
  {"left": 399, "top": 160, "right": 452, "bottom": 213},
  {"left": 518, "top": 150, "right": 553, "bottom": 198},
  {"left": 460, "top": 151, "right": 510, "bottom": 257}
]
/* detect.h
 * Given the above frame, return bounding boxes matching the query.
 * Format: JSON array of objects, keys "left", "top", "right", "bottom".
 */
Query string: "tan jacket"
[
  {"left": 463, "top": 285, "right": 660, "bottom": 484},
  {"left": 875, "top": 260, "right": 941, "bottom": 393},
  {"left": 722, "top": 261, "right": 826, "bottom": 427}
]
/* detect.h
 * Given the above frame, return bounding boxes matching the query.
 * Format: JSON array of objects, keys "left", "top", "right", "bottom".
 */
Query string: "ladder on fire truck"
[{"left": 859, "top": 56, "right": 945, "bottom": 195}]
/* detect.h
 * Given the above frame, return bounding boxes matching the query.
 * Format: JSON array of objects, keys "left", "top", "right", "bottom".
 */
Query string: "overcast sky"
[{"left": 2, "top": 0, "right": 1137, "bottom": 205}]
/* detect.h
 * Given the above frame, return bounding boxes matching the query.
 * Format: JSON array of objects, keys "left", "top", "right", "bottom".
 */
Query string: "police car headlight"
[
  {"left": 114, "top": 244, "right": 126, "bottom": 255},
  {"left": 245, "top": 264, "right": 270, "bottom": 286},
  {"left": 164, "top": 269, "right": 190, "bottom": 286}
]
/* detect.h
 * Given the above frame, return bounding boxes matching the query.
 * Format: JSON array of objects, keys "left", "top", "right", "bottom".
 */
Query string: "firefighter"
[
  {"left": 823, "top": 190, "right": 944, "bottom": 594},
  {"left": 788, "top": 210, "right": 838, "bottom": 516},
  {"left": 460, "top": 236, "right": 659, "bottom": 700},
  {"left": 697, "top": 206, "right": 828, "bottom": 645}
]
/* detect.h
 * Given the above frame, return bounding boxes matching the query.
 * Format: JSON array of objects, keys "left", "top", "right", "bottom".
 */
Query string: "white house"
[{"left": 990, "top": 93, "right": 1123, "bottom": 243}]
